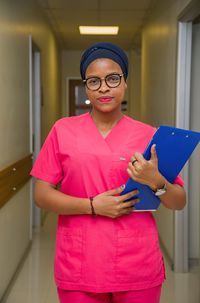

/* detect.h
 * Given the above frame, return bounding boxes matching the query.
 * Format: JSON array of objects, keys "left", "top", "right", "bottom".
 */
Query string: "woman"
[{"left": 31, "top": 42, "right": 186, "bottom": 303}]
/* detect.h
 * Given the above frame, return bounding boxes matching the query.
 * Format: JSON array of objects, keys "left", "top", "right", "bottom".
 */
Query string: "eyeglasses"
[{"left": 83, "top": 73, "right": 124, "bottom": 91}]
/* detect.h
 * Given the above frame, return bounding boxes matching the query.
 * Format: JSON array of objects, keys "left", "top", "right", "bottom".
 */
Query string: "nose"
[{"left": 99, "top": 79, "right": 110, "bottom": 92}]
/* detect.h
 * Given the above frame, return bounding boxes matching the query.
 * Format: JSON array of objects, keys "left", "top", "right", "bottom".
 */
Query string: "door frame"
[
  {"left": 66, "top": 77, "right": 91, "bottom": 116},
  {"left": 65, "top": 77, "right": 80, "bottom": 116},
  {"left": 29, "top": 35, "right": 42, "bottom": 230},
  {"left": 175, "top": 0, "right": 200, "bottom": 272},
  {"left": 175, "top": 21, "right": 192, "bottom": 273}
]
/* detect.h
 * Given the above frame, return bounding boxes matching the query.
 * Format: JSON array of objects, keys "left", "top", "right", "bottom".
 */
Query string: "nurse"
[{"left": 31, "top": 42, "right": 186, "bottom": 303}]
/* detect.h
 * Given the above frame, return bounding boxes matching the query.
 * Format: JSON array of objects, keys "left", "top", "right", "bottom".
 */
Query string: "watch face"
[
  {"left": 155, "top": 189, "right": 166, "bottom": 196},
  {"left": 155, "top": 184, "right": 167, "bottom": 196}
]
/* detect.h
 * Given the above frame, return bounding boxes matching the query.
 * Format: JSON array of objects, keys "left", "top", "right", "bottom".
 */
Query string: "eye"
[
  {"left": 107, "top": 74, "right": 120, "bottom": 83},
  {"left": 87, "top": 77, "right": 99, "bottom": 86}
]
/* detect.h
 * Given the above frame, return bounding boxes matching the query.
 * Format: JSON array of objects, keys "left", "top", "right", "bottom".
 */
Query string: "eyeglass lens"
[{"left": 85, "top": 73, "right": 122, "bottom": 90}]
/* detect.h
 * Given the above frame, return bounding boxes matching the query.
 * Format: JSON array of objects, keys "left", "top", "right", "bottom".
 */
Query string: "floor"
[{"left": 2, "top": 213, "right": 200, "bottom": 303}]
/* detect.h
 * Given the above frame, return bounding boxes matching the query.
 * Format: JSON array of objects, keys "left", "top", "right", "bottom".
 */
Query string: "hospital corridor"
[{"left": 0, "top": 0, "right": 200, "bottom": 302}]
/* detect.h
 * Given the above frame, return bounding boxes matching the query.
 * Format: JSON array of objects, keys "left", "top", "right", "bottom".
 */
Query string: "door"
[{"left": 69, "top": 79, "right": 91, "bottom": 116}]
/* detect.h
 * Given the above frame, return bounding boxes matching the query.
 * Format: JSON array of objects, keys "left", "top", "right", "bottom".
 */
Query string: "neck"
[{"left": 90, "top": 109, "right": 123, "bottom": 137}]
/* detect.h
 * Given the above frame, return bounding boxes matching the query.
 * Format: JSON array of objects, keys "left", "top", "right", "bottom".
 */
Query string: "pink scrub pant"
[{"left": 57, "top": 285, "right": 162, "bottom": 303}]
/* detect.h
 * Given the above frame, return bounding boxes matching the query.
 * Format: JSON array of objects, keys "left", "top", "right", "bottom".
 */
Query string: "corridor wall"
[{"left": 0, "top": 0, "right": 61, "bottom": 299}]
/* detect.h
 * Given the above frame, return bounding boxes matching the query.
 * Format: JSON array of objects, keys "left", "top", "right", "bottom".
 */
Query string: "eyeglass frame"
[{"left": 83, "top": 73, "right": 124, "bottom": 91}]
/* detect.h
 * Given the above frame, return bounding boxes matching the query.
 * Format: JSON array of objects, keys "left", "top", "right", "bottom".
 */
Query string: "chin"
[{"left": 95, "top": 103, "right": 120, "bottom": 113}]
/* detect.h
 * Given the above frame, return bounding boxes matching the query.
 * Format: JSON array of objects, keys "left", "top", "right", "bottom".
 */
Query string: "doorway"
[
  {"left": 188, "top": 18, "right": 200, "bottom": 268},
  {"left": 68, "top": 79, "right": 91, "bottom": 116},
  {"left": 29, "top": 35, "right": 42, "bottom": 230},
  {"left": 175, "top": 6, "right": 200, "bottom": 272}
]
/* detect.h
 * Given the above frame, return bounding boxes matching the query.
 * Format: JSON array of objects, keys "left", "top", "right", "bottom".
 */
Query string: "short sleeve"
[
  {"left": 30, "top": 126, "right": 63, "bottom": 185},
  {"left": 173, "top": 175, "right": 184, "bottom": 187}
]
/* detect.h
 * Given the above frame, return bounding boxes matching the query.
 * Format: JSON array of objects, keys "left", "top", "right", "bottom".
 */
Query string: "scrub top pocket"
[
  {"left": 54, "top": 228, "right": 83, "bottom": 283},
  {"left": 115, "top": 229, "right": 164, "bottom": 285}
]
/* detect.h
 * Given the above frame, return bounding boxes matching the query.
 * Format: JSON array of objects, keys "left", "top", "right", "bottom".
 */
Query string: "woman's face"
[{"left": 85, "top": 58, "right": 127, "bottom": 114}]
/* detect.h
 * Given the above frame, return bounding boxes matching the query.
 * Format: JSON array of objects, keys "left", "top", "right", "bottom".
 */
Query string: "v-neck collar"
[{"left": 87, "top": 112, "right": 125, "bottom": 141}]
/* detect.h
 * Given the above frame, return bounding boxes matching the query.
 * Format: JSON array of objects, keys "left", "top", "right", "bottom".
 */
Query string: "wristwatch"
[{"left": 154, "top": 183, "right": 167, "bottom": 196}]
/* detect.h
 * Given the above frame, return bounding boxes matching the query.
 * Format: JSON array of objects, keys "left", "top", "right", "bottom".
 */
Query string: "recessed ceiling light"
[{"left": 79, "top": 26, "right": 119, "bottom": 35}]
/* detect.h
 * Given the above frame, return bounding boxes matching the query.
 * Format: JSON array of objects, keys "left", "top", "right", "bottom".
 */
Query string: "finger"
[
  {"left": 121, "top": 202, "right": 139, "bottom": 214},
  {"left": 128, "top": 162, "right": 138, "bottom": 171},
  {"left": 127, "top": 167, "right": 137, "bottom": 178},
  {"left": 131, "top": 159, "right": 138, "bottom": 166},
  {"left": 119, "top": 189, "right": 139, "bottom": 202},
  {"left": 150, "top": 144, "right": 157, "bottom": 161},
  {"left": 134, "top": 152, "right": 146, "bottom": 164},
  {"left": 105, "top": 184, "right": 125, "bottom": 196},
  {"left": 121, "top": 198, "right": 140, "bottom": 208},
  {"left": 121, "top": 207, "right": 134, "bottom": 216}
]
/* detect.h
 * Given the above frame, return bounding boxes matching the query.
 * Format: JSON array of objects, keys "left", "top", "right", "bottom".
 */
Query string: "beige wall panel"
[
  {"left": 128, "top": 50, "right": 141, "bottom": 120},
  {"left": 0, "top": 0, "right": 61, "bottom": 299},
  {"left": 0, "top": 183, "right": 31, "bottom": 297}
]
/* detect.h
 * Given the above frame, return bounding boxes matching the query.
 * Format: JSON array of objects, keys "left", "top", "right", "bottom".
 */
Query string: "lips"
[{"left": 97, "top": 97, "right": 113, "bottom": 103}]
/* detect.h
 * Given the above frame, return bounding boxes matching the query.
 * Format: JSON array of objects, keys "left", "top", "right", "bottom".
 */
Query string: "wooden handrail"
[{"left": 0, "top": 154, "right": 33, "bottom": 209}]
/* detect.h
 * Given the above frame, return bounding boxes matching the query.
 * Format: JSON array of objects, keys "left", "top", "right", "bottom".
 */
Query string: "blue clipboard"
[{"left": 121, "top": 125, "right": 200, "bottom": 211}]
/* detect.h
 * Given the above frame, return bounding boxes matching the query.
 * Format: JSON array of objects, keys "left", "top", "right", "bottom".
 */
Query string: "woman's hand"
[
  {"left": 127, "top": 144, "right": 186, "bottom": 210},
  {"left": 127, "top": 144, "right": 165, "bottom": 191},
  {"left": 92, "top": 186, "right": 139, "bottom": 218}
]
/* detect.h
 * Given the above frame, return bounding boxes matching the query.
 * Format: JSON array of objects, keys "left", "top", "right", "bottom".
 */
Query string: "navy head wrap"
[{"left": 80, "top": 42, "right": 128, "bottom": 80}]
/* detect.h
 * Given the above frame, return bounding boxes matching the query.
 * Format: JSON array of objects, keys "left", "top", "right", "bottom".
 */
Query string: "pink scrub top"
[{"left": 30, "top": 113, "right": 184, "bottom": 293}]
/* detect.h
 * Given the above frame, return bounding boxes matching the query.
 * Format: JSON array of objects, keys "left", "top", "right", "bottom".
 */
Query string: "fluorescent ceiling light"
[{"left": 79, "top": 26, "right": 119, "bottom": 35}]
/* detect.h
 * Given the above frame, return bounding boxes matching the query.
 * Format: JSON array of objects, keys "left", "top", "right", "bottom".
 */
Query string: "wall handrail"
[{"left": 0, "top": 154, "right": 32, "bottom": 209}]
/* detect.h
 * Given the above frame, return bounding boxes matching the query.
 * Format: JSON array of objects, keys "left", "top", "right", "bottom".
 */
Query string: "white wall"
[
  {"left": 140, "top": 0, "right": 193, "bottom": 261},
  {"left": 0, "top": 0, "right": 61, "bottom": 299}
]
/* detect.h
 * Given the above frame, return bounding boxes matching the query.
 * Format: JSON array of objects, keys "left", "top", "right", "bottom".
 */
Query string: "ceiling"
[{"left": 37, "top": 0, "right": 156, "bottom": 51}]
